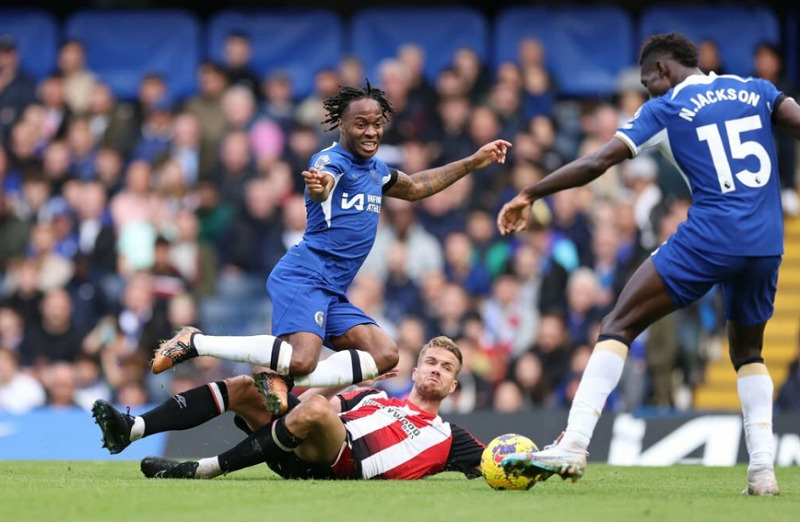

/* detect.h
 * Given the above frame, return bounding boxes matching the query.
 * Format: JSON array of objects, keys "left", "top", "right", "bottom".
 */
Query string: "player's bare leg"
[
  {"left": 504, "top": 258, "right": 676, "bottom": 482},
  {"left": 729, "top": 320, "right": 779, "bottom": 496}
]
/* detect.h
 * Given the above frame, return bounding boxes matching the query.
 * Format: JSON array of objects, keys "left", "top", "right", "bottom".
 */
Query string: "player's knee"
[
  {"left": 290, "top": 352, "right": 319, "bottom": 376},
  {"left": 294, "top": 395, "right": 331, "bottom": 426}
]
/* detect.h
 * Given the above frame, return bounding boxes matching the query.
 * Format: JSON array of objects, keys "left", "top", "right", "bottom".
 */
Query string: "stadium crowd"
[{"left": 0, "top": 29, "right": 798, "bottom": 415}]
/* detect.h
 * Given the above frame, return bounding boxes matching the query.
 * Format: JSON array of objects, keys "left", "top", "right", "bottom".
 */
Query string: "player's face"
[
  {"left": 412, "top": 347, "right": 460, "bottom": 400},
  {"left": 640, "top": 61, "right": 672, "bottom": 98},
  {"left": 339, "top": 98, "right": 384, "bottom": 160}
]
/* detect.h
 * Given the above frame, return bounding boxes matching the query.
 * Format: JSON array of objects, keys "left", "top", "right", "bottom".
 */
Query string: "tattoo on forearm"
[{"left": 413, "top": 158, "right": 473, "bottom": 199}]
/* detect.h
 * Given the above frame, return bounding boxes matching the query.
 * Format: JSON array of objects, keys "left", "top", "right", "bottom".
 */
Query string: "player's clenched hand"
[
  {"left": 497, "top": 193, "right": 533, "bottom": 235},
  {"left": 302, "top": 167, "right": 332, "bottom": 201},
  {"left": 470, "top": 139, "right": 512, "bottom": 170}
]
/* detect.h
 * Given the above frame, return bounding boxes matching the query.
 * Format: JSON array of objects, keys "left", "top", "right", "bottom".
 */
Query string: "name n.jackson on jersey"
[
  {"left": 283, "top": 142, "right": 398, "bottom": 291},
  {"left": 615, "top": 72, "right": 785, "bottom": 256}
]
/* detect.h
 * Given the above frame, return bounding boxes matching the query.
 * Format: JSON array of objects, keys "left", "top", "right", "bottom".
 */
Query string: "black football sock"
[
  {"left": 141, "top": 381, "right": 229, "bottom": 437},
  {"left": 218, "top": 417, "right": 304, "bottom": 473}
]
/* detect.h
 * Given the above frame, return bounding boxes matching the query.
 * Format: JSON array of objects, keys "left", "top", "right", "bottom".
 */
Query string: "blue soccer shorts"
[
  {"left": 266, "top": 260, "right": 376, "bottom": 341},
  {"left": 652, "top": 233, "right": 781, "bottom": 326}
]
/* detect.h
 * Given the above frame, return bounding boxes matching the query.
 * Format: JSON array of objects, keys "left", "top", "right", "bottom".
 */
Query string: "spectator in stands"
[
  {"left": 444, "top": 231, "right": 492, "bottom": 297},
  {"left": 432, "top": 94, "right": 473, "bottom": 165},
  {"left": 493, "top": 380, "right": 525, "bottom": 413},
  {"left": 56, "top": 39, "right": 96, "bottom": 117},
  {"left": 195, "top": 180, "right": 232, "bottom": 249},
  {"left": 382, "top": 242, "right": 423, "bottom": 325},
  {"left": 220, "top": 177, "right": 283, "bottom": 277},
  {"left": 698, "top": 38, "right": 725, "bottom": 76},
  {"left": 37, "top": 74, "right": 71, "bottom": 145},
  {"left": 222, "top": 32, "right": 261, "bottom": 101},
  {"left": 379, "top": 59, "right": 428, "bottom": 145},
  {"left": 282, "top": 124, "right": 319, "bottom": 193},
  {"left": 261, "top": 70, "right": 295, "bottom": 136},
  {"left": 8, "top": 119, "right": 42, "bottom": 176},
  {"left": 338, "top": 55, "right": 365, "bottom": 89},
  {"left": 481, "top": 273, "right": 537, "bottom": 356},
  {"left": 509, "top": 349, "right": 547, "bottom": 406},
  {"left": 221, "top": 85, "right": 284, "bottom": 167},
  {"left": 524, "top": 311, "right": 572, "bottom": 403},
  {"left": 42, "top": 140, "right": 71, "bottom": 196},
  {"left": 295, "top": 68, "right": 340, "bottom": 136},
  {"left": 279, "top": 193, "right": 305, "bottom": 252},
  {"left": 551, "top": 189, "right": 593, "bottom": 268},
  {"left": 213, "top": 130, "right": 256, "bottom": 208},
  {"left": 0, "top": 305, "right": 24, "bottom": 351},
  {"left": 131, "top": 97, "right": 173, "bottom": 163},
  {"left": 110, "top": 159, "right": 156, "bottom": 231},
  {"left": 398, "top": 43, "right": 437, "bottom": 114},
  {"left": 364, "top": 197, "right": 443, "bottom": 284},
  {"left": 518, "top": 38, "right": 556, "bottom": 120},
  {"left": 489, "top": 81, "right": 526, "bottom": 140},
  {"left": 133, "top": 73, "right": 170, "bottom": 132},
  {"left": 170, "top": 209, "right": 216, "bottom": 296},
  {"left": 752, "top": 43, "right": 799, "bottom": 216},
  {"left": 565, "top": 267, "right": 603, "bottom": 346},
  {"left": 87, "top": 82, "right": 138, "bottom": 158},
  {"left": 432, "top": 283, "right": 470, "bottom": 341},
  {"left": 0, "top": 346, "right": 46, "bottom": 413},
  {"left": 150, "top": 236, "right": 188, "bottom": 301},
  {"left": 169, "top": 112, "right": 202, "bottom": 187},
  {"left": 349, "top": 271, "right": 397, "bottom": 340},
  {"left": 185, "top": 61, "right": 229, "bottom": 179},
  {"left": 0, "top": 35, "right": 36, "bottom": 147},
  {"left": 621, "top": 154, "right": 662, "bottom": 252},
  {"left": 452, "top": 47, "right": 490, "bottom": 104},
  {"left": 73, "top": 352, "right": 110, "bottom": 410},
  {"left": 66, "top": 117, "right": 97, "bottom": 180},
  {"left": 42, "top": 361, "right": 79, "bottom": 408},
  {"left": 19, "top": 287, "right": 84, "bottom": 368}
]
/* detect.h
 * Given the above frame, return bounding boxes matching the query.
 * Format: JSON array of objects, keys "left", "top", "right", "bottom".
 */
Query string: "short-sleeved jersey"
[
  {"left": 286, "top": 142, "right": 397, "bottom": 291},
  {"left": 337, "top": 389, "right": 485, "bottom": 480},
  {"left": 615, "top": 73, "right": 784, "bottom": 256}
]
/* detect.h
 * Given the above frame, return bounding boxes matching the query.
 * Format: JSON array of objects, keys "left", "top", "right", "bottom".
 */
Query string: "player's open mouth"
[{"left": 361, "top": 141, "right": 378, "bottom": 152}]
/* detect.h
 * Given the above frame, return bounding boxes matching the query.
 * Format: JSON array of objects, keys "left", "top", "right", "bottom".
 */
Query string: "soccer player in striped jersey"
[
  {"left": 93, "top": 337, "right": 485, "bottom": 481},
  {"left": 498, "top": 32, "right": 800, "bottom": 496}
]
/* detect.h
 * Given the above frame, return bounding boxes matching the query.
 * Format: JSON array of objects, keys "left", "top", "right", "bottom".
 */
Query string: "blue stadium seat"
[
  {"left": 638, "top": 5, "right": 780, "bottom": 78},
  {"left": 349, "top": 7, "right": 488, "bottom": 85},
  {"left": 494, "top": 6, "right": 634, "bottom": 98},
  {"left": 64, "top": 9, "right": 200, "bottom": 101},
  {"left": 206, "top": 9, "right": 344, "bottom": 100},
  {"left": 0, "top": 9, "right": 58, "bottom": 81}
]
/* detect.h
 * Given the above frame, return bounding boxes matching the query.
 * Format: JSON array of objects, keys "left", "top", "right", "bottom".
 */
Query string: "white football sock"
[
  {"left": 193, "top": 334, "right": 293, "bottom": 374},
  {"left": 130, "top": 417, "right": 145, "bottom": 441},
  {"left": 560, "top": 339, "right": 628, "bottom": 453},
  {"left": 737, "top": 363, "right": 775, "bottom": 471},
  {"left": 195, "top": 457, "right": 223, "bottom": 479},
  {"left": 293, "top": 350, "right": 380, "bottom": 388}
]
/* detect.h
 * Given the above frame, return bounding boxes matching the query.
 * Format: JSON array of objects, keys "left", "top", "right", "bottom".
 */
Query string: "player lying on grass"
[{"left": 93, "top": 336, "right": 492, "bottom": 480}]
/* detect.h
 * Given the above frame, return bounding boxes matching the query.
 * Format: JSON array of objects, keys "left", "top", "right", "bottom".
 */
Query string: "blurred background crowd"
[{"left": 1, "top": 5, "right": 800, "bottom": 417}]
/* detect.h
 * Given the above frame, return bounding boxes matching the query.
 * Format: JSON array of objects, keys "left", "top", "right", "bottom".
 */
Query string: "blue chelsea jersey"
[
  {"left": 287, "top": 142, "right": 397, "bottom": 291},
  {"left": 615, "top": 73, "right": 784, "bottom": 256}
]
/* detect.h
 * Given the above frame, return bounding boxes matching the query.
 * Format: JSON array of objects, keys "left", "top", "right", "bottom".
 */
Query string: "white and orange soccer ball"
[{"left": 481, "top": 433, "right": 539, "bottom": 490}]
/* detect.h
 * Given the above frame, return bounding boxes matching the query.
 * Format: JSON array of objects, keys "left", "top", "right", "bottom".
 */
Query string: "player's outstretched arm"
[
  {"left": 497, "top": 137, "right": 630, "bottom": 235},
  {"left": 303, "top": 167, "right": 335, "bottom": 202},
  {"left": 384, "top": 139, "right": 511, "bottom": 201},
  {"left": 773, "top": 96, "right": 800, "bottom": 140}
]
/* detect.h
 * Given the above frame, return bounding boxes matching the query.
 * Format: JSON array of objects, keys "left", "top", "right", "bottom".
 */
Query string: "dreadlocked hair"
[
  {"left": 639, "top": 32, "right": 699, "bottom": 68},
  {"left": 321, "top": 79, "right": 397, "bottom": 131}
]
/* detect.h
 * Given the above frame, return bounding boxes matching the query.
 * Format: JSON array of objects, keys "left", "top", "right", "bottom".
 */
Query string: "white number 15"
[{"left": 696, "top": 115, "right": 771, "bottom": 193}]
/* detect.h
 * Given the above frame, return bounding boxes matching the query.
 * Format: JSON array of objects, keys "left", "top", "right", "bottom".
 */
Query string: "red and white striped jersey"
[{"left": 337, "top": 389, "right": 484, "bottom": 480}]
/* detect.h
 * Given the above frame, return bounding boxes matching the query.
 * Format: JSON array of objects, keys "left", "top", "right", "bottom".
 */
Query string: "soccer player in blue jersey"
[
  {"left": 497, "top": 33, "right": 800, "bottom": 496},
  {"left": 149, "top": 81, "right": 510, "bottom": 412}
]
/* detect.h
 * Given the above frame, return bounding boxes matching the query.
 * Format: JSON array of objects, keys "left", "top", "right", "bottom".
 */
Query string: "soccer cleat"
[
  {"left": 151, "top": 326, "right": 201, "bottom": 374},
  {"left": 502, "top": 446, "right": 587, "bottom": 483},
  {"left": 253, "top": 371, "right": 294, "bottom": 416},
  {"left": 141, "top": 457, "right": 200, "bottom": 479},
  {"left": 742, "top": 467, "right": 779, "bottom": 496},
  {"left": 92, "top": 399, "right": 135, "bottom": 455}
]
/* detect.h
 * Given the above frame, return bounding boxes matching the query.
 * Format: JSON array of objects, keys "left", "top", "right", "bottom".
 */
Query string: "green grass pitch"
[{"left": 1, "top": 462, "right": 798, "bottom": 522}]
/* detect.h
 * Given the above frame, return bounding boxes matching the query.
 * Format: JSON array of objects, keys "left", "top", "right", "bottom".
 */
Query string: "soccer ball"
[{"left": 481, "top": 433, "right": 539, "bottom": 490}]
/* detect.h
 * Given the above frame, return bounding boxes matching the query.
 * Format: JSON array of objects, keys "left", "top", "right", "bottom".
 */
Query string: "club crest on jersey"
[
  {"left": 314, "top": 311, "right": 325, "bottom": 327},
  {"left": 314, "top": 155, "right": 331, "bottom": 170}
]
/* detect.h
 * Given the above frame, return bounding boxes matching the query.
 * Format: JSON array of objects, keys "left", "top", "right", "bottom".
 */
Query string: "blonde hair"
[{"left": 418, "top": 336, "right": 462, "bottom": 372}]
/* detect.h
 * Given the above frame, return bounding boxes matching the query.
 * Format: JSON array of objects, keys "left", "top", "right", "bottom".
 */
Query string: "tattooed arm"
[{"left": 384, "top": 139, "right": 511, "bottom": 201}]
